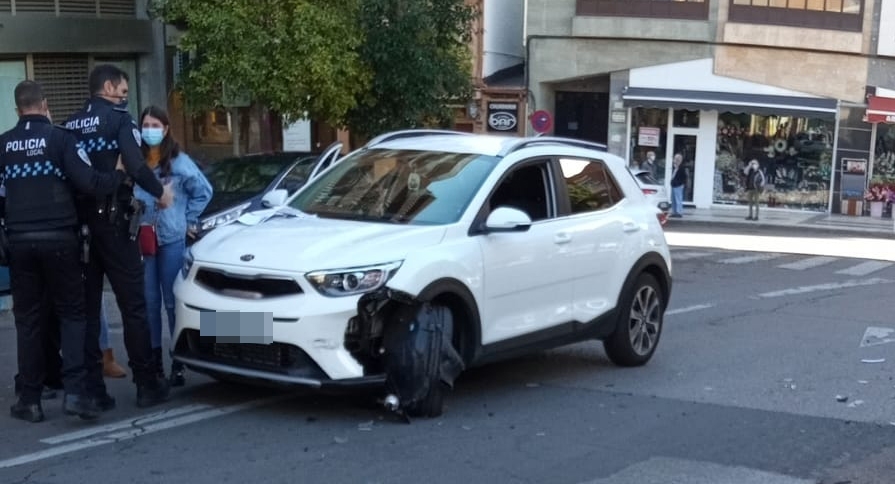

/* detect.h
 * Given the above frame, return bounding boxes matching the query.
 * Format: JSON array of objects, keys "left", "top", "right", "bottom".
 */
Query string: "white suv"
[{"left": 172, "top": 130, "right": 673, "bottom": 417}]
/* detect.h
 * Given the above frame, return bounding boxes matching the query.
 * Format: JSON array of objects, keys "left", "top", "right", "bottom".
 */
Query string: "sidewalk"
[{"left": 668, "top": 205, "right": 895, "bottom": 237}]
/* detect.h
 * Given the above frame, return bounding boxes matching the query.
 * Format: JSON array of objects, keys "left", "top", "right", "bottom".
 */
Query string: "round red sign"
[{"left": 530, "top": 110, "right": 553, "bottom": 134}]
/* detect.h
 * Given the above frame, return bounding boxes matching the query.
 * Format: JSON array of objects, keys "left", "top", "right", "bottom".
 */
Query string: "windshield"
[
  {"left": 289, "top": 149, "right": 499, "bottom": 225},
  {"left": 204, "top": 154, "right": 317, "bottom": 194}
]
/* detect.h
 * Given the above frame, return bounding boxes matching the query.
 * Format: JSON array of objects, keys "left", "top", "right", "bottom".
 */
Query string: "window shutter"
[
  {"left": 0, "top": 1, "right": 11, "bottom": 13},
  {"left": 59, "top": 0, "right": 98, "bottom": 14},
  {"left": 98, "top": 0, "right": 134, "bottom": 16},
  {"left": 32, "top": 55, "right": 90, "bottom": 123},
  {"left": 13, "top": 0, "right": 56, "bottom": 13}
]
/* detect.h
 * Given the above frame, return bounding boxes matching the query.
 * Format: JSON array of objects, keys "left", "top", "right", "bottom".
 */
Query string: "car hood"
[{"left": 191, "top": 212, "right": 448, "bottom": 272}]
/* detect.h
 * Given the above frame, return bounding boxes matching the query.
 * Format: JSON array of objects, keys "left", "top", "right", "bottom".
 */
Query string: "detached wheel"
[{"left": 603, "top": 273, "right": 664, "bottom": 366}]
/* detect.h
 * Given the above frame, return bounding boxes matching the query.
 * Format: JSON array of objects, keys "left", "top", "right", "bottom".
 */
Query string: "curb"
[{"left": 666, "top": 218, "right": 895, "bottom": 240}]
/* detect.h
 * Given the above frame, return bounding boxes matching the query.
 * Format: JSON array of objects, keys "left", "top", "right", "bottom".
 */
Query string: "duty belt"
[{"left": 7, "top": 228, "right": 78, "bottom": 243}]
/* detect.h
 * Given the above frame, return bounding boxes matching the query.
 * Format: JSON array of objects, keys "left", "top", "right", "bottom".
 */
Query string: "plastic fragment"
[
  {"left": 861, "top": 358, "right": 886, "bottom": 364},
  {"left": 835, "top": 395, "right": 848, "bottom": 402},
  {"left": 847, "top": 400, "right": 865, "bottom": 408}
]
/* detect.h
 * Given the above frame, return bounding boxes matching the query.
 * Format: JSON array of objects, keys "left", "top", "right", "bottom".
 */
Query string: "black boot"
[
  {"left": 10, "top": 400, "right": 44, "bottom": 423},
  {"left": 94, "top": 392, "right": 117, "bottom": 412},
  {"left": 136, "top": 376, "right": 171, "bottom": 408},
  {"left": 152, "top": 347, "right": 166, "bottom": 380},
  {"left": 169, "top": 360, "right": 185, "bottom": 387},
  {"left": 63, "top": 394, "right": 100, "bottom": 421}
]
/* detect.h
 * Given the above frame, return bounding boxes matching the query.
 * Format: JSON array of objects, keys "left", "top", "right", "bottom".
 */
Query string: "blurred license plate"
[{"left": 199, "top": 311, "right": 273, "bottom": 344}]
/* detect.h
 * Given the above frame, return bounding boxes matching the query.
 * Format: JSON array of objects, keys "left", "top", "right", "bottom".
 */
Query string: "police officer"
[
  {"left": 65, "top": 64, "right": 174, "bottom": 409},
  {"left": 1, "top": 80, "right": 127, "bottom": 422}
]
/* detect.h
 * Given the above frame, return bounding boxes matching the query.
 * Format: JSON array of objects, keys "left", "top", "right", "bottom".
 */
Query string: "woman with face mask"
[{"left": 134, "top": 105, "right": 212, "bottom": 387}]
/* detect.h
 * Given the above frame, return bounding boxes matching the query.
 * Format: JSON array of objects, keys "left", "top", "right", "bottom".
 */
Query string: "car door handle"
[
  {"left": 622, "top": 222, "right": 641, "bottom": 233},
  {"left": 554, "top": 233, "right": 572, "bottom": 245}
]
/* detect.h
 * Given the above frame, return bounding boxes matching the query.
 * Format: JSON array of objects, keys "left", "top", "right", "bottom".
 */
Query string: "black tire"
[{"left": 603, "top": 273, "right": 664, "bottom": 367}]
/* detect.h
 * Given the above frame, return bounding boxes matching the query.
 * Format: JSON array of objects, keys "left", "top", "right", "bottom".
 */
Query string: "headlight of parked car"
[
  {"left": 305, "top": 261, "right": 402, "bottom": 297},
  {"left": 199, "top": 202, "right": 252, "bottom": 232},
  {"left": 181, "top": 247, "right": 194, "bottom": 279}
]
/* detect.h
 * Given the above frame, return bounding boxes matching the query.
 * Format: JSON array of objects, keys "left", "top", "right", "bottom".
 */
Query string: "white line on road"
[
  {"left": 671, "top": 251, "right": 715, "bottom": 261},
  {"left": 835, "top": 261, "right": 893, "bottom": 277},
  {"left": 758, "top": 278, "right": 894, "bottom": 299},
  {"left": 0, "top": 395, "right": 291, "bottom": 470},
  {"left": 717, "top": 253, "right": 784, "bottom": 264},
  {"left": 665, "top": 304, "right": 714, "bottom": 316},
  {"left": 777, "top": 256, "right": 837, "bottom": 271},
  {"left": 40, "top": 403, "right": 214, "bottom": 445}
]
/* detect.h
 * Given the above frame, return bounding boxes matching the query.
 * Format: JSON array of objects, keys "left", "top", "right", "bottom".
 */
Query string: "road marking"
[
  {"left": 860, "top": 326, "right": 895, "bottom": 348},
  {"left": 41, "top": 403, "right": 213, "bottom": 444},
  {"left": 0, "top": 395, "right": 290, "bottom": 470},
  {"left": 835, "top": 261, "right": 893, "bottom": 276},
  {"left": 718, "top": 253, "right": 784, "bottom": 264},
  {"left": 758, "top": 278, "right": 894, "bottom": 298},
  {"left": 665, "top": 304, "right": 714, "bottom": 316},
  {"left": 777, "top": 256, "right": 837, "bottom": 271},
  {"left": 581, "top": 457, "right": 814, "bottom": 484},
  {"left": 671, "top": 251, "right": 714, "bottom": 261}
]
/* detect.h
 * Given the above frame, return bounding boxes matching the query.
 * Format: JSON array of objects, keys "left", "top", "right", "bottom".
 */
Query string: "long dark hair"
[{"left": 140, "top": 105, "right": 180, "bottom": 177}]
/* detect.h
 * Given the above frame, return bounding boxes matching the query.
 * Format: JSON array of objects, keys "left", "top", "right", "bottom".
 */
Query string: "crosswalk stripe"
[
  {"left": 777, "top": 256, "right": 837, "bottom": 271},
  {"left": 717, "top": 253, "right": 784, "bottom": 264},
  {"left": 836, "top": 260, "right": 893, "bottom": 276},
  {"left": 671, "top": 251, "right": 715, "bottom": 261}
]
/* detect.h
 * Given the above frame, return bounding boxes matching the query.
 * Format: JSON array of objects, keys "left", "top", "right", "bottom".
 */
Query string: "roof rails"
[
  {"left": 365, "top": 129, "right": 473, "bottom": 148},
  {"left": 498, "top": 136, "right": 608, "bottom": 157}
]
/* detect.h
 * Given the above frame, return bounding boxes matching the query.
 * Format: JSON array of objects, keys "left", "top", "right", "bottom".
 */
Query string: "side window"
[
  {"left": 488, "top": 162, "right": 552, "bottom": 221},
  {"left": 559, "top": 158, "right": 624, "bottom": 214}
]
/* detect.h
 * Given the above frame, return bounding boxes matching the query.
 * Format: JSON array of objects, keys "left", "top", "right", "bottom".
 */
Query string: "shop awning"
[
  {"left": 866, "top": 95, "right": 895, "bottom": 123},
  {"left": 622, "top": 87, "right": 838, "bottom": 118}
]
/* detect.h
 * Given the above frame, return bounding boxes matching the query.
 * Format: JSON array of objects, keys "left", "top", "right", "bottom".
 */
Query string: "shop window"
[
  {"left": 871, "top": 124, "right": 895, "bottom": 193},
  {"left": 629, "top": 107, "right": 668, "bottom": 184},
  {"left": 193, "top": 109, "right": 233, "bottom": 145},
  {"left": 729, "top": 0, "right": 862, "bottom": 31},
  {"left": 673, "top": 110, "right": 699, "bottom": 128},
  {"left": 576, "top": 0, "right": 708, "bottom": 20},
  {"left": 714, "top": 112, "right": 834, "bottom": 212}
]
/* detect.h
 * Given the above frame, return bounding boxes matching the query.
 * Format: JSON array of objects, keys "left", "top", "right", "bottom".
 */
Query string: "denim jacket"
[{"left": 134, "top": 152, "right": 212, "bottom": 246}]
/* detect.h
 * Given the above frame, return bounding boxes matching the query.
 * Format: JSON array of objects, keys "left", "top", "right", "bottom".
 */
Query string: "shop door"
[{"left": 672, "top": 134, "right": 698, "bottom": 203}]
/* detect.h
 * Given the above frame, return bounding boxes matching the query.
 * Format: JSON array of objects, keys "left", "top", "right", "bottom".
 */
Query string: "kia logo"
[
  {"left": 240, "top": 254, "right": 255, "bottom": 262},
  {"left": 488, "top": 112, "right": 517, "bottom": 131}
]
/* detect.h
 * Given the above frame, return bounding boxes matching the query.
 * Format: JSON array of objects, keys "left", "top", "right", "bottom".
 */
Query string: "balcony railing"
[{"left": 576, "top": 0, "right": 709, "bottom": 21}]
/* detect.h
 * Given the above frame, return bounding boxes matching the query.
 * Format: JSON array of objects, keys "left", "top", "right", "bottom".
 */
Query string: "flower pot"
[{"left": 870, "top": 200, "right": 884, "bottom": 218}]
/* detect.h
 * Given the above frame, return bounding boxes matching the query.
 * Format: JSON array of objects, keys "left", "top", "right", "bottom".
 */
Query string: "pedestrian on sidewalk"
[
  {"left": 670, "top": 153, "right": 686, "bottom": 218},
  {"left": 744, "top": 159, "right": 765, "bottom": 221},
  {"left": 99, "top": 298, "right": 127, "bottom": 378}
]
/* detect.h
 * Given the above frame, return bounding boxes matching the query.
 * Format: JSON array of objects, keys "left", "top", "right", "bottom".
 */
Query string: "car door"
[
  {"left": 476, "top": 159, "right": 574, "bottom": 345},
  {"left": 555, "top": 157, "right": 628, "bottom": 323}
]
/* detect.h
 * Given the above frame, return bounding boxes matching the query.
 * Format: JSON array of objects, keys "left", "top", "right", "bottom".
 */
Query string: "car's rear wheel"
[{"left": 603, "top": 273, "right": 664, "bottom": 366}]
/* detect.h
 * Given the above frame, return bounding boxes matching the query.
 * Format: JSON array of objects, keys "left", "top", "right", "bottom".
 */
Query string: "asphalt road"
[{"left": 1, "top": 225, "right": 894, "bottom": 484}]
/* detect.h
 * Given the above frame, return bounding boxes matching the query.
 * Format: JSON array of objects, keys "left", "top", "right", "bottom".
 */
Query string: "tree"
[
  {"left": 155, "top": 0, "right": 371, "bottom": 126},
  {"left": 345, "top": 0, "right": 477, "bottom": 141}
]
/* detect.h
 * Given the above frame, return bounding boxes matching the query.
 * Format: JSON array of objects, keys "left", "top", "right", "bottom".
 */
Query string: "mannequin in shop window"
[{"left": 639, "top": 151, "right": 657, "bottom": 178}]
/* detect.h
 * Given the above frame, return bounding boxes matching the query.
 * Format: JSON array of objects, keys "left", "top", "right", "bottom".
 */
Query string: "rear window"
[{"left": 635, "top": 172, "right": 660, "bottom": 186}]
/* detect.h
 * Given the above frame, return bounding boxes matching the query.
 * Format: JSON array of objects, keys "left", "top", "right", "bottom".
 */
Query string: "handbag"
[{"left": 138, "top": 224, "right": 158, "bottom": 256}]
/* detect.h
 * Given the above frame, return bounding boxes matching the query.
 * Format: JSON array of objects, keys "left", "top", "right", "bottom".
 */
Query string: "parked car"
[
  {"left": 630, "top": 168, "right": 670, "bottom": 224},
  {"left": 173, "top": 130, "right": 673, "bottom": 417},
  {"left": 197, "top": 142, "right": 342, "bottom": 236}
]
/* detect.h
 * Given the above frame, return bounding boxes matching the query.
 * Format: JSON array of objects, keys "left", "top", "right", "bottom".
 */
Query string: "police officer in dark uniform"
[
  {"left": 65, "top": 64, "right": 174, "bottom": 409},
  {"left": 1, "top": 80, "right": 127, "bottom": 422}
]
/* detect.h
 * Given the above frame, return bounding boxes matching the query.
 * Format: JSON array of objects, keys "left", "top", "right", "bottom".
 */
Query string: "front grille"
[
  {"left": 176, "top": 329, "right": 325, "bottom": 378},
  {"left": 195, "top": 268, "right": 302, "bottom": 299}
]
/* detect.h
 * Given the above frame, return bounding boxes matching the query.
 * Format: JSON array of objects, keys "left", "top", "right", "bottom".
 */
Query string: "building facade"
[
  {"left": 0, "top": 0, "right": 166, "bottom": 132},
  {"left": 526, "top": 0, "right": 895, "bottom": 216}
]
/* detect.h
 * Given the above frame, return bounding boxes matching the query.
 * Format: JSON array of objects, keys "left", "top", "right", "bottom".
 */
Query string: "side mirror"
[
  {"left": 261, "top": 189, "right": 288, "bottom": 208},
  {"left": 484, "top": 207, "right": 532, "bottom": 233},
  {"left": 657, "top": 201, "right": 671, "bottom": 212}
]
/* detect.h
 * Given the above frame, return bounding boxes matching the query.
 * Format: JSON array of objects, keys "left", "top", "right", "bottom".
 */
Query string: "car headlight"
[
  {"left": 181, "top": 247, "right": 194, "bottom": 279},
  {"left": 200, "top": 203, "right": 251, "bottom": 232},
  {"left": 305, "top": 261, "right": 402, "bottom": 297}
]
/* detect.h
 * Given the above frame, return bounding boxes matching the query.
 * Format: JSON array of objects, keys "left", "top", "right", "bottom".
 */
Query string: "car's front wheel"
[{"left": 603, "top": 273, "right": 664, "bottom": 366}]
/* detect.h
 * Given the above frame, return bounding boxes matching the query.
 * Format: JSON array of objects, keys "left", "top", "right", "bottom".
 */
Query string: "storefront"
[
  {"left": 864, "top": 87, "right": 895, "bottom": 217},
  {"left": 621, "top": 59, "right": 838, "bottom": 212}
]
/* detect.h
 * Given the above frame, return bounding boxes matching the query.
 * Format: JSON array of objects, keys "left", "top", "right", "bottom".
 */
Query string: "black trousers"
[
  {"left": 83, "top": 216, "right": 155, "bottom": 395},
  {"left": 13, "top": 293, "right": 63, "bottom": 393},
  {"left": 9, "top": 234, "right": 88, "bottom": 404}
]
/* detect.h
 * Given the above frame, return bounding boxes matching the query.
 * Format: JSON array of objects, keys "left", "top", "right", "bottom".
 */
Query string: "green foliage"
[
  {"left": 345, "top": 0, "right": 476, "bottom": 140},
  {"left": 157, "top": 0, "right": 371, "bottom": 125},
  {"left": 156, "top": 0, "right": 476, "bottom": 140}
]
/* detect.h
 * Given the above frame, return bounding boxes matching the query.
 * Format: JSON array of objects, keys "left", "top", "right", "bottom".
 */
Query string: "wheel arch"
[
  {"left": 414, "top": 278, "right": 482, "bottom": 366},
  {"left": 621, "top": 252, "right": 672, "bottom": 310}
]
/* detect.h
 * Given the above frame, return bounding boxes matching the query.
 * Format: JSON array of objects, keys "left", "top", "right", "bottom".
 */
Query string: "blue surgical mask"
[{"left": 142, "top": 127, "right": 165, "bottom": 147}]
